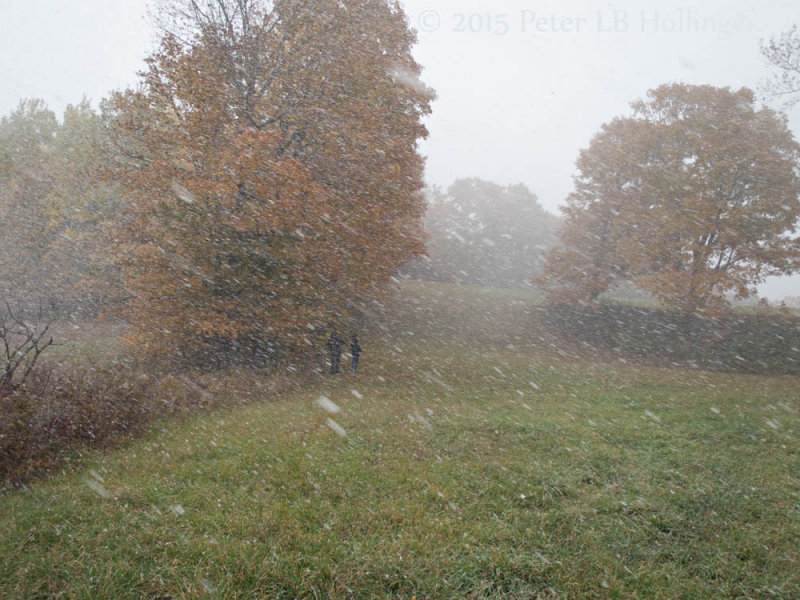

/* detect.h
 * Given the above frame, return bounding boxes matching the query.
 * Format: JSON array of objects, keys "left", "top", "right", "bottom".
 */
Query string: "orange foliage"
[
  {"left": 106, "top": 0, "right": 432, "bottom": 359},
  {"left": 541, "top": 84, "right": 800, "bottom": 315}
]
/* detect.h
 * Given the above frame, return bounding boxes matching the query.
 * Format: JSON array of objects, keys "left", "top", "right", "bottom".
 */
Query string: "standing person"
[
  {"left": 327, "top": 330, "right": 343, "bottom": 374},
  {"left": 350, "top": 333, "right": 362, "bottom": 372}
]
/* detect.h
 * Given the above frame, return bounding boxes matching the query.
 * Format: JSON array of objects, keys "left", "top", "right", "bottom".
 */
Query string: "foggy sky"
[{"left": 1, "top": 0, "right": 799, "bottom": 299}]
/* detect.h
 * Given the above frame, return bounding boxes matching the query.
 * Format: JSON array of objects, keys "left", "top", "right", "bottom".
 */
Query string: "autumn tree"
[
  {"left": 412, "top": 179, "right": 558, "bottom": 288},
  {"left": 39, "top": 99, "right": 126, "bottom": 314},
  {"left": 107, "top": 0, "right": 432, "bottom": 361},
  {"left": 540, "top": 84, "right": 800, "bottom": 315},
  {"left": 761, "top": 25, "right": 800, "bottom": 108},
  {"left": 0, "top": 100, "right": 58, "bottom": 303},
  {"left": 0, "top": 99, "right": 124, "bottom": 314}
]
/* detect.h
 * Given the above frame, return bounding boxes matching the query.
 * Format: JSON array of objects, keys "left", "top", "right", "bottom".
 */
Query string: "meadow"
[{"left": 1, "top": 282, "right": 798, "bottom": 599}]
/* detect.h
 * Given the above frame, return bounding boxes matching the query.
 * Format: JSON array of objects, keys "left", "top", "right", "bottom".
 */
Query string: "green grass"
[
  {"left": 2, "top": 282, "right": 799, "bottom": 598},
  {"left": 44, "top": 320, "right": 130, "bottom": 368}
]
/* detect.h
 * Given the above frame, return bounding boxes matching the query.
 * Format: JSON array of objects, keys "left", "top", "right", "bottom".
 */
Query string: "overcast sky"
[{"left": 1, "top": 0, "right": 799, "bottom": 299}]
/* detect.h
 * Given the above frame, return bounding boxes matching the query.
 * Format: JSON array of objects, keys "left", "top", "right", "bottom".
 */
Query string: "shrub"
[
  {"left": 542, "top": 302, "right": 800, "bottom": 374},
  {"left": 0, "top": 301, "right": 54, "bottom": 397},
  {"left": 0, "top": 364, "right": 206, "bottom": 486}
]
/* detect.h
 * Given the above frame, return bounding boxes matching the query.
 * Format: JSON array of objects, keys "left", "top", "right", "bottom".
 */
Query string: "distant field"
[{"left": 2, "top": 282, "right": 798, "bottom": 599}]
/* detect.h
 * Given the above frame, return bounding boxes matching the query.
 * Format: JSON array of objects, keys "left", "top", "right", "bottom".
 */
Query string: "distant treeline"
[
  {"left": 543, "top": 302, "right": 800, "bottom": 375},
  {"left": 402, "top": 178, "right": 559, "bottom": 288}
]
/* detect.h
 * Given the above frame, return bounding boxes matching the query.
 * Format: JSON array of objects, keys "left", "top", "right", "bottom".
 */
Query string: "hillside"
[{"left": 1, "top": 282, "right": 798, "bottom": 599}]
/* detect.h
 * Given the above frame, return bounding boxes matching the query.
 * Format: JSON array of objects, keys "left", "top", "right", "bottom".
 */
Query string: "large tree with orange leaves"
[
  {"left": 541, "top": 84, "right": 800, "bottom": 315},
  {"left": 107, "top": 0, "right": 432, "bottom": 362}
]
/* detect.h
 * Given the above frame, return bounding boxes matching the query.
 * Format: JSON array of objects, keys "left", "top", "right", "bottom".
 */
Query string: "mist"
[{"left": 1, "top": 1, "right": 799, "bottom": 598}]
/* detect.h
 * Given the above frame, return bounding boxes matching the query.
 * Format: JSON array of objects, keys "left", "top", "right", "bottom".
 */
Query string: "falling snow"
[
  {"left": 326, "top": 418, "right": 348, "bottom": 437},
  {"left": 315, "top": 396, "right": 341, "bottom": 414}
]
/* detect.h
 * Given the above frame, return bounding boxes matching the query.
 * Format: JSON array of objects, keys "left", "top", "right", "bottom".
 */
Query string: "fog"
[
  {"left": 1, "top": 2, "right": 799, "bottom": 596},
  {"left": 1, "top": 0, "right": 798, "bottom": 299}
]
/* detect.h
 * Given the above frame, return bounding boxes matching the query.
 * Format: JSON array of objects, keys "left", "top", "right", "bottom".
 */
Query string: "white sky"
[{"left": 1, "top": 0, "right": 799, "bottom": 299}]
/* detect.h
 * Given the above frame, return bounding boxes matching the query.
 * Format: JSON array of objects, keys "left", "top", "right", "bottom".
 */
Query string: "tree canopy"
[
  {"left": 409, "top": 179, "right": 557, "bottom": 288},
  {"left": 106, "top": 0, "right": 433, "bottom": 361},
  {"left": 0, "top": 99, "right": 122, "bottom": 314},
  {"left": 541, "top": 83, "right": 800, "bottom": 315}
]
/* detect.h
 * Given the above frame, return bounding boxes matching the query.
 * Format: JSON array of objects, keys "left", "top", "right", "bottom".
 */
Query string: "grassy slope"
[{"left": 2, "top": 282, "right": 799, "bottom": 599}]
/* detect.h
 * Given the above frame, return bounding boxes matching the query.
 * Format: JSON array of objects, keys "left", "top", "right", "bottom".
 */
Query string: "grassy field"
[{"left": 2, "top": 282, "right": 799, "bottom": 599}]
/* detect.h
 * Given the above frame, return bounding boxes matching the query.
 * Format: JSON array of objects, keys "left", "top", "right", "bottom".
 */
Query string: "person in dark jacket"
[
  {"left": 327, "top": 331, "right": 343, "bottom": 374},
  {"left": 350, "top": 333, "right": 362, "bottom": 372}
]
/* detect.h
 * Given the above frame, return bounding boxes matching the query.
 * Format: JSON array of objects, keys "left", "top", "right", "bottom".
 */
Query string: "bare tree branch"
[
  {"left": 0, "top": 300, "right": 55, "bottom": 396},
  {"left": 760, "top": 25, "right": 800, "bottom": 109}
]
